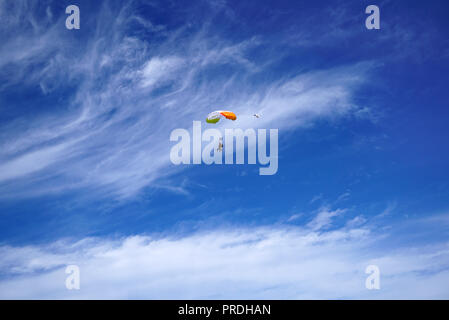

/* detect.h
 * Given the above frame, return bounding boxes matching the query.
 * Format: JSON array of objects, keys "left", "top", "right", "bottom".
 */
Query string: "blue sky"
[{"left": 0, "top": 0, "right": 448, "bottom": 299}]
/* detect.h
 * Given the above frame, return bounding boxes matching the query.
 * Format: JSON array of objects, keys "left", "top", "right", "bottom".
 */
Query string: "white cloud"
[
  {"left": 307, "top": 207, "right": 345, "bottom": 231},
  {"left": 139, "top": 56, "right": 185, "bottom": 88},
  {"left": 0, "top": 215, "right": 448, "bottom": 299}
]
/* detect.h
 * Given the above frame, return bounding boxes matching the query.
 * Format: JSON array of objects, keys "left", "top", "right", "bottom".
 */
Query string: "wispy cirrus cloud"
[
  {"left": 139, "top": 56, "right": 185, "bottom": 88},
  {"left": 0, "top": 0, "right": 375, "bottom": 200},
  {"left": 306, "top": 207, "right": 346, "bottom": 231}
]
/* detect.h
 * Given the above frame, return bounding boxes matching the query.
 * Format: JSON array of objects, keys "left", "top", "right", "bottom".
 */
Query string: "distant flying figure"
[
  {"left": 253, "top": 113, "right": 261, "bottom": 118},
  {"left": 217, "top": 137, "right": 223, "bottom": 152}
]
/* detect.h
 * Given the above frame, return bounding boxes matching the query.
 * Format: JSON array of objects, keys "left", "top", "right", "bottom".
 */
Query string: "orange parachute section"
[{"left": 219, "top": 111, "right": 237, "bottom": 120}]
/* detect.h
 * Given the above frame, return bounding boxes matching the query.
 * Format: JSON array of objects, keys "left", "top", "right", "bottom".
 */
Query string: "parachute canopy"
[{"left": 206, "top": 110, "right": 237, "bottom": 124}]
